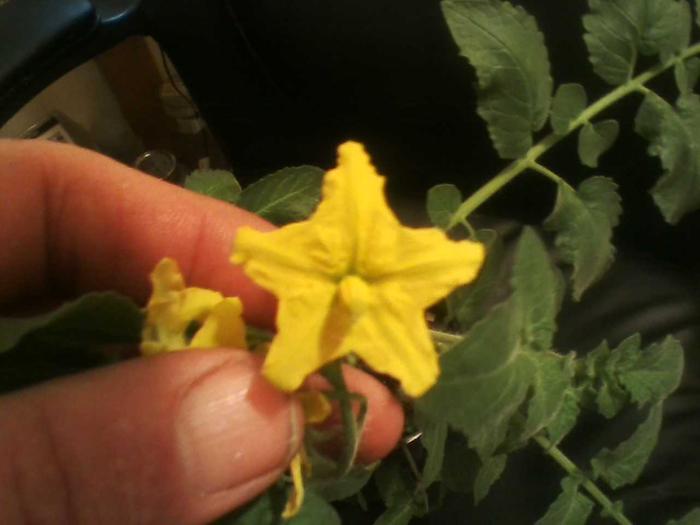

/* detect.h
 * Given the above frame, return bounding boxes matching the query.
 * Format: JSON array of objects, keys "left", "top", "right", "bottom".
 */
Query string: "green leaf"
[
  {"left": 307, "top": 465, "right": 374, "bottom": 502},
  {"left": 473, "top": 454, "right": 507, "bottom": 504},
  {"left": 578, "top": 120, "right": 620, "bottom": 168},
  {"left": 674, "top": 58, "right": 700, "bottom": 95},
  {"left": 185, "top": 169, "right": 241, "bottom": 203},
  {"left": 373, "top": 493, "right": 414, "bottom": 525},
  {"left": 238, "top": 166, "right": 324, "bottom": 225},
  {"left": 286, "top": 491, "right": 341, "bottom": 525},
  {"left": 591, "top": 403, "right": 664, "bottom": 489},
  {"left": 583, "top": 0, "right": 692, "bottom": 85},
  {"left": 0, "top": 292, "right": 143, "bottom": 353},
  {"left": 426, "top": 184, "right": 462, "bottom": 230},
  {"left": 442, "top": 0, "right": 552, "bottom": 158},
  {"left": 418, "top": 230, "right": 568, "bottom": 456},
  {"left": 213, "top": 485, "right": 286, "bottom": 525},
  {"left": 418, "top": 419, "right": 448, "bottom": 488},
  {"left": 546, "top": 387, "right": 583, "bottom": 445},
  {"left": 544, "top": 176, "right": 622, "bottom": 300},
  {"left": 635, "top": 92, "right": 700, "bottom": 224},
  {"left": 374, "top": 456, "right": 414, "bottom": 508},
  {"left": 535, "top": 477, "right": 594, "bottom": 525},
  {"left": 447, "top": 229, "right": 507, "bottom": 331},
  {"left": 441, "top": 433, "right": 480, "bottom": 493},
  {"left": 668, "top": 508, "right": 700, "bottom": 525},
  {"left": 550, "top": 84, "right": 588, "bottom": 135}
]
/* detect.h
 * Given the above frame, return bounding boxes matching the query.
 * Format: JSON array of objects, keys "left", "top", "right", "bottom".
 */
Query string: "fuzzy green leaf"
[
  {"left": 238, "top": 166, "right": 324, "bottom": 225},
  {"left": 591, "top": 403, "right": 664, "bottom": 489},
  {"left": 418, "top": 229, "right": 568, "bottom": 456},
  {"left": 551, "top": 84, "right": 588, "bottom": 135},
  {"left": 442, "top": 0, "right": 552, "bottom": 158},
  {"left": 308, "top": 465, "right": 374, "bottom": 502},
  {"left": 419, "top": 419, "right": 448, "bottom": 488},
  {"left": 374, "top": 457, "right": 414, "bottom": 509},
  {"left": 578, "top": 120, "right": 620, "bottom": 168},
  {"left": 0, "top": 292, "right": 142, "bottom": 354},
  {"left": 441, "top": 434, "right": 480, "bottom": 493},
  {"left": 373, "top": 493, "right": 414, "bottom": 525},
  {"left": 583, "top": 0, "right": 692, "bottom": 85},
  {"left": 544, "top": 176, "right": 622, "bottom": 300},
  {"left": 286, "top": 491, "right": 341, "bottom": 525},
  {"left": 185, "top": 169, "right": 241, "bottom": 203},
  {"left": 635, "top": 92, "right": 700, "bottom": 224},
  {"left": 427, "top": 184, "right": 462, "bottom": 230},
  {"left": 674, "top": 58, "right": 700, "bottom": 94},
  {"left": 473, "top": 454, "right": 507, "bottom": 504},
  {"left": 535, "top": 477, "right": 595, "bottom": 525},
  {"left": 546, "top": 387, "right": 583, "bottom": 445},
  {"left": 447, "top": 229, "right": 507, "bottom": 331},
  {"left": 668, "top": 508, "right": 700, "bottom": 525}
]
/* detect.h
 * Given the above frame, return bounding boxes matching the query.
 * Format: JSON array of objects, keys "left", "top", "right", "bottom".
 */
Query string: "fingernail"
[{"left": 177, "top": 356, "right": 300, "bottom": 495}]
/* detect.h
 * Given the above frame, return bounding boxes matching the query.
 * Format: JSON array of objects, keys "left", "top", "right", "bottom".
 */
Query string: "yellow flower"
[
  {"left": 141, "top": 258, "right": 247, "bottom": 355},
  {"left": 232, "top": 142, "right": 484, "bottom": 397}
]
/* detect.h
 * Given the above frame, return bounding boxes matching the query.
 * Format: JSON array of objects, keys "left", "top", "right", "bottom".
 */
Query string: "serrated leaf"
[
  {"left": 546, "top": 387, "right": 583, "bottom": 445},
  {"left": 473, "top": 454, "right": 507, "bottom": 504},
  {"left": 544, "top": 176, "right": 622, "bottom": 300},
  {"left": 185, "top": 169, "right": 241, "bottom": 203},
  {"left": 668, "top": 508, "right": 700, "bottom": 525},
  {"left": 0, "top": 292, "right": 143, "bottom": 353},
  {"left": 583, "top": 0, "right": 692, "bottom": 85},
  {"left": 447, "top": 229, "right": 507, "bottom": 331},
  {"left": 427, "top": 184, "right": 462, "bottom": 230},
  {"left": 286, "top": 491, "right": 341, "bottom": 525},
  {"left": 442, "top": 0, "right": 552, "bottom": 158},
  {"left": 674, "top": 58, "right": 700, "bottom": 94},
  {"left": 551, "top": 84, "right": 588, "bottom": 135},
  {"left": 535, "top": 477, "right": 594, "bottom": 525},
  {"left": 373, "top": 493, "right": 414, "bottom": 525},
  {"left": 238, "top": 166, "right": 324, "bottom": 225},
  {"left": 635, "top": 92, "right": 700, "bottom": 224},
  {"left": 591, "top": 403, "right": 664, "bottom": 489},
  {"left": 578, "top": 120, "right": 620, "bottom": 168},
  {"left": 418, "top": 230, "right": 566, "bottom": 456},
  {"left": 418, "top": 419, "right": 448, "bottom": 488}
]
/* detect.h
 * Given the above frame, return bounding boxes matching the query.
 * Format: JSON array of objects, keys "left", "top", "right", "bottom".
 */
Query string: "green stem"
[
  {"left": 429, "top": 328, "right": 462, "bottom": 347},
  {"left": 447, "top": 42, "right": 700, "bottom": 230},
  {"left": 529, "top": 161, "right": 569, "bottom": 187},
  {"left": 534, "top": 435, "right": 633, "bottom": 525},
  {"left": 322, "top": 361, "right": 361, "bottom": 475}
]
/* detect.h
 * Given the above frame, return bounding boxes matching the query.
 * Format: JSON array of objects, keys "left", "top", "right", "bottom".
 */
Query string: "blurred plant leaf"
[
  {"left": 583, "top": 0, "right": 692, "bottom": 85},
  {"left": 535, "top": 477, "right": 594, "bottom": 525},
  {"left": 442, "top": 0, "right": 552, "bottom": 158},
  {"left": 372, "top": 493, "right": 415, "bottom": 525},
  {"left": 418, "top": 419, "right": 448, "bottom": 489},
  {"left": 550, "top": 83, "right": 588, "bottom": 135},
  {"left": 544, "top": 176, "right": 622, "bottom": 300},
  {"left": 667, "top": 508, "right": 700, "bottom": 525},
  {"left": 578, "top": 120, "right": 620, "bottom": 168},
  {"left": 674, "top": 58, "right": 700, "bottom": 94},
  {"left": 238, "top": 166, "right": 324, "bottom": 225},
  {"left": 286, "top": 491, "right": 341, "bottom": 525},
  {"left": 427, "top": 184, "right": 462, "bottom": 230},
  {"left": 591, "top": 403, "right": 664, "bottom": 489},
  {"left": 546, "top": 387, "right": 583, "bottom": 445},
  {"left": 635, "top": 92, "right": 700, "bottom": 224},
  {"left": 473, "top": 454, "right": 507, "bottom": 504},
  {"left": 185, "top": 169, "right": 241, "bottom": 203}
]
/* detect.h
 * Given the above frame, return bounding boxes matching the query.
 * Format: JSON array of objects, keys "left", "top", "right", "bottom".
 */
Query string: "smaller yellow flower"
[{"left": 141, "top": 258, "right": 247, "bottom": 355}]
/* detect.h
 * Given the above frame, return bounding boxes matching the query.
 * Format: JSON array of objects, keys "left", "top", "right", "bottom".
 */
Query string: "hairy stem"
[
  {"left": 447, "top": 42, "right": 700, "bottom": 230},
  {"left": 534, "top": 435, "right": 633, "bottom": 525}
]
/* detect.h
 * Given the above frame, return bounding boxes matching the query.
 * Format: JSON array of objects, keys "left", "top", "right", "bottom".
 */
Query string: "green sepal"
[
  {"left": 238, "top": 166, "right": 324, "bottom": 225},
  {"left": 184, "top": 169, "right": 241, "bottom": 203}
]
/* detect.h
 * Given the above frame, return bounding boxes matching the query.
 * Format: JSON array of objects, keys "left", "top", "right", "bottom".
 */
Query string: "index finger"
[{"left": 0, "top": 139, "right": 276, "bottom": 327}]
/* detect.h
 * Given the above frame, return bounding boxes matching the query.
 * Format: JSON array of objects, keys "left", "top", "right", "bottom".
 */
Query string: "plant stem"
[
  {"left": 447, "top": 42, "right": 700, "bottom": 230},
  {"left": 534, "top": 435, "right": 633, "bottom": 525},
  {"left": 429, "top": 328, "right": 462, "bottom": 346},
  {"left": 322, "top": 361, "right": 361, "bottom": 475}
]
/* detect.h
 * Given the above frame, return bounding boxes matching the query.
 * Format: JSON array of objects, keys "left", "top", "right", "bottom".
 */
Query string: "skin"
[{"left": 0, "top": 139, "right": 405, "bottom": 524}]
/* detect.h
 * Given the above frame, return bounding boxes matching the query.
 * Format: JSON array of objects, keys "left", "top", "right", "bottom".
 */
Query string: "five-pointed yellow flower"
[
  {"left": 141, "top": 258, "right": 247, "bottom": 355},
  {"left": 232, "top": 142, "right": 484, "bottom": 397}
]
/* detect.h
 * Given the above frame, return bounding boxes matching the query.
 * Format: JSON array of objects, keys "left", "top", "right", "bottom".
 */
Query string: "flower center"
[{"left": 338, "top": 275, "right": 373, "bottom": 315}]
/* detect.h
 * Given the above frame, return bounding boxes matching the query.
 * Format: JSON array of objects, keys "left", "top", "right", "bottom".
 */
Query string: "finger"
[
  {"left": 0, "top": 139, "right": 275, "bottom": 326},
  {"left": 0, "top": 349, "right": 302, "bottom": 525},
  {"left": 305, "top": 365, "right": 405, "bottom": 464}
]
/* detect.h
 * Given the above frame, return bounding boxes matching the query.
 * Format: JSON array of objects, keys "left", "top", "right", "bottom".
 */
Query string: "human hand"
[{"left": 0, "top": 140, "right": 404, "bottom": 524}]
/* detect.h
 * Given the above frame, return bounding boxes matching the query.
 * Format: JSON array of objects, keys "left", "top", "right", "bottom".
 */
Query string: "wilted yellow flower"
[
  {"left": 141, "top": 258, "right": 247, "bottom": 355},
  {"left": 232, "top": 142, "right": 484, "bottom": 397}
]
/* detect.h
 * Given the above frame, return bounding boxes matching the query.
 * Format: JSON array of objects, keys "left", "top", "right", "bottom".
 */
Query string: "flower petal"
[
  {"left": 282, "top": 453, "right": 305, "bottom": 519},
  {"left": 190, "top": 297, "right": 247, "bottom": 349}
]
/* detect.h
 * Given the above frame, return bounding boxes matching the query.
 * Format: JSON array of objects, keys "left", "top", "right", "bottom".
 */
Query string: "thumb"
[{"left": 0, "top": 350, "right": 301, "bottom": 525}]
